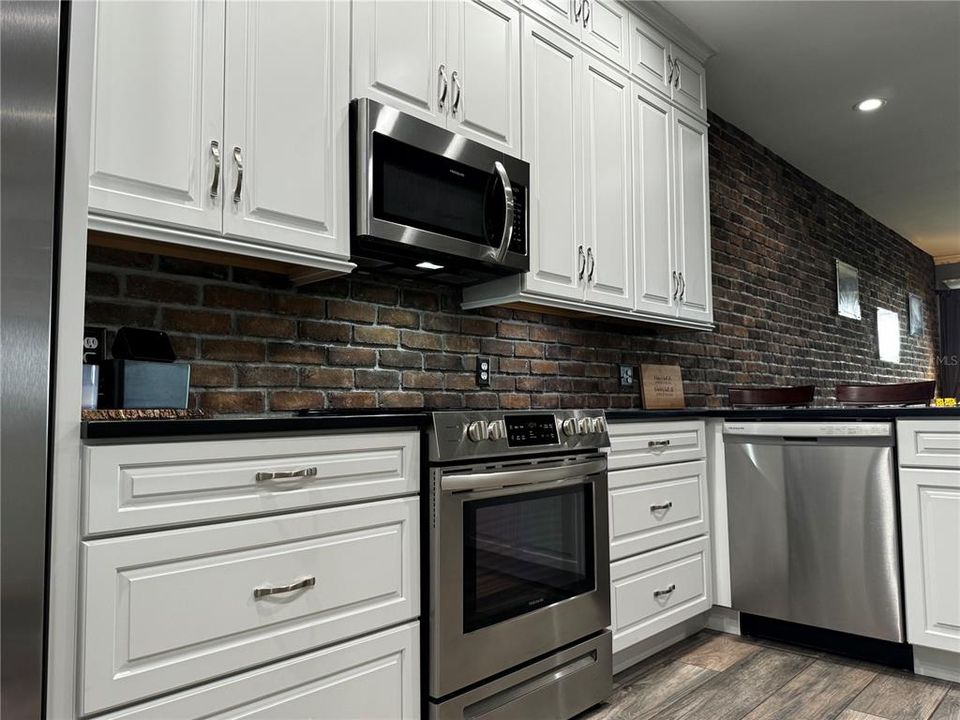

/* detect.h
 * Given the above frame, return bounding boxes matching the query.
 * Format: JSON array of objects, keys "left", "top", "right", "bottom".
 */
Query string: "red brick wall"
[{"left": 84, "top": 114, "right": 940, "bottom": 414}]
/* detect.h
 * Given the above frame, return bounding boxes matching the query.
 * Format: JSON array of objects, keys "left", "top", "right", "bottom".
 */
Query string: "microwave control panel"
[{"left": 505, "top": 414, "right": 559, "bottom": 447}]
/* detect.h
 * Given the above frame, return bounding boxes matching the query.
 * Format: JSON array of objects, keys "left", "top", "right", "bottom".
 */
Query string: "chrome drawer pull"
[
  {"left": 255, "top": 466, "right": 318, "bottom": 482},
  {"left": 253, "top": 576, "right": 316, "bottom": 599},
  {"left": 653, "top": 584, "right": 676, "bottom": 598},
  {"left": 209, "top": 140, "right": 221, "bottom": 198},
  {"left": 650, "top": 502, "right": 673, "bottom": 512},
  {"left": 648, "top": 439, "right": 671, "bottom": 449}
]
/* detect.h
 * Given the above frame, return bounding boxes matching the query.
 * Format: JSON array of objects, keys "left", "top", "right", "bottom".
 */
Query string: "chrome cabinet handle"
[
  {"left": 438, "top": 64, "right": 448, "bottom": 112},
  {"left": 653, "top": 584, "right": 676, "bottom": 598},
  {"left": 673, "top": 59, "right": 681, "bottom": 88},
  {"left": 648, "top": 439, "right": 671, "bottom": 449},
  {"left": 650, "top": 501, "right": 673, "bottom": 512},
  {"left": 255, "top": 466, "right": 318, "bottom": 482},
  {"left": 582, "top": 0, "right": 590, "bottom": 26},
  {"left": 679, "top": 272, "right": 686, "bottom": 301},
  {"left": 253, "top": 576, "right": 316, "bottom": 599},
  {"left": 232, "top": 146, "right": 244, "bottom": 204},
  {"left": 578, "top": 245, "right": 586, "bottom": 280},
  {"left": 574, "top": 0, "right": 582, "bottom": 22},
  {"left": 672, "top": 270, "right": 679, "bottom": 299},
  {"left": 667, "top": 55, "right": 674, "bottom": 84},
  {"left": 451, "top": 70, "right": 462, "bottom": 115},
  {"left": 489, "top": 160, "right": 515, "bottom": 264},
  {"left": 209, "top": 140, "right": 221, "bottom": 198},
  {"left": 587, "top": 247, "right": 595, "bottom": 282}
]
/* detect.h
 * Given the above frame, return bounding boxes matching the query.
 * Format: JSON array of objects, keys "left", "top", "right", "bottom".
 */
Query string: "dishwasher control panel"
[{"left": 723, "top": 421, "right": 892, "bottom": 437}]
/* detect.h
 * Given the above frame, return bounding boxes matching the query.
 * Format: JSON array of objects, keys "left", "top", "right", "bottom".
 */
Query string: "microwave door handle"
[
  {"left": 490, "top": 160, "right": 515, "bottom": 263},
  {"left": 441, "top": 457, "right": 606, "bottom": 492}
]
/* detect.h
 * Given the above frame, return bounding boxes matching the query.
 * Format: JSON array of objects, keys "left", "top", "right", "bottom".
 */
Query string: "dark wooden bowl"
[
  {"left": 728, "top": 385, "right": 815, "bottom": 408},
  {"left": 835, "top": 380, "right": 936, "bottom": 406}
]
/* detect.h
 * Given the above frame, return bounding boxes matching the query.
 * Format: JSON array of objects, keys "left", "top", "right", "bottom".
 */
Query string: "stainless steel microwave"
[{"left": 350, "top": 98, "right": 529, "bottom": 280}]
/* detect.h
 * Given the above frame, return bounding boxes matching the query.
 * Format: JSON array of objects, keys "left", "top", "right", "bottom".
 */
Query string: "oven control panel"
[{"left": 504, "top": 414, "right": 559, "bottom": 447}]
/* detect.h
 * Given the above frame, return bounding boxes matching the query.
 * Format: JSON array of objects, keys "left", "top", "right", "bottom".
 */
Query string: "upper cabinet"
[
  {"left": 88, "top": 0, "right": 354, "bottom": 276},
  {"left": 673, "top": 113, "right": 712, "bottom": 322},
  {"left": 352, "top": 0, "right": 521, "bottom": 155},
  {"left": 629, "top": 14, "right": 706, "bottom": 119},
  {"left": 524, "top": 0, "right": 628, "bottom": 69}
]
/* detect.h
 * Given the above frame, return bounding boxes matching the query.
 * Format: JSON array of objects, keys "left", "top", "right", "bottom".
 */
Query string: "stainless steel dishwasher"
[{"left": 724, "top": 421, "right": 904, "bottom": 643}]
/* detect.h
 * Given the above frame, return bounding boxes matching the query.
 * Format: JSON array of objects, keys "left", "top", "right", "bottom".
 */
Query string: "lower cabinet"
[
  {"left": 99, "top": 622, "right": 420, "bottom": 719},
  {"left": 900, "top": 466, "right": 960, "bottom": 653}
]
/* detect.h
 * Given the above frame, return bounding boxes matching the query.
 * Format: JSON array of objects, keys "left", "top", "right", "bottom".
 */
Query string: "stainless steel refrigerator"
[{"left": 1, "top": 1, "right": 69, "bottom": 716}]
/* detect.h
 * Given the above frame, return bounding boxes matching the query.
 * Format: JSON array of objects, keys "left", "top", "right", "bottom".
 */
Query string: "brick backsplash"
[{"left": 84, "top": 113, "right": 940, "bottom": 414}]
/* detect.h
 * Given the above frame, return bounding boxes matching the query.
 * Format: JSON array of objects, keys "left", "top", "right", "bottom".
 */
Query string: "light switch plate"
[{"left": 618, "top": 364, "right": 635, "bottom": 387}]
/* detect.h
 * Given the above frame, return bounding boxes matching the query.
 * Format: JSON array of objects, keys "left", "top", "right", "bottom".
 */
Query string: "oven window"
[
  {"left": 463, "top": 484, "right": 595, "bottom": 633},
  {"left": 372, "top": 133, "right": 502, "bottom": 247}
]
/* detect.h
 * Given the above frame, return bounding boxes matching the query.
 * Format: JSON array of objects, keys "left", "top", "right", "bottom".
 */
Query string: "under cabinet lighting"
[
  {"left": 854, "top": 98, "right": 886, "bottom": 112},
  {"left": 416, "top": 261, "right": 445, "bottom": 270}
]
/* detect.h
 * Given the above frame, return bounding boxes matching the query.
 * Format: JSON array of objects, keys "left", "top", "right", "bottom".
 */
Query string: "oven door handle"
[
  {"left": 442, "top": 458, "right": 605, "bottom": 493},
  {"left": 488, "top": 160, "right": 515, "bottom": 264}
]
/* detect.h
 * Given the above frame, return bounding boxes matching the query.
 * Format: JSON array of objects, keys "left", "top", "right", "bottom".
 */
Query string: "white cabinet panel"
[
  {"left": 674, "top": 113, "right": 712, "bottom": 323},
  {"left": 80, "top": 498, "right": 419, "bottom": 715},
  {"left": 609, "top": 460, "right": 708, "bottom": 561},
  {"left": 352, "top": 0, "right": 445, "bottom": 125},
  {"left": 447, "top": 0, "right": 521, "bottom": 154},
  {"left": 222, "top": 0, "right": 349, "bottom": 256},
  {"left": 582, "top": 0, "right": 629, "bottom": 68},
  {"left": 898, "top": 420, "right": 960, "bottom": 469},
  {"left": 99, "top": 622, "right": 420, "bottom": 720},
  {"left": 523, "top": 0, "right": 578, "bottom": 31},
  {"left": 608, "top": 421, "right": 706, "bottom": 470},
  {"left": 901, "top": 467, "right": 960, "bottom": 653},
  {"left": 628, "top": 15, "right": 671, "bottom": 96},
  {"left": 610, "top": 536, "right": 712, "bottom": 654},
  {"left": 583, "top": 59, "right": 633, "bottom": 309},
  {"left": 632, "top": 84, "right": 675, "bottom": 316},
  {"left": 88, "top": 0, "right": 224, "bottom": 233},
  {"left": 521, "top": 18, "right": 585, "bottom": 301},
  {"left": 671, "top": 45, "right": 706, "bottom": 119},
  {"left": 83, "top": 431, "right": 419, "bottom": 535}
]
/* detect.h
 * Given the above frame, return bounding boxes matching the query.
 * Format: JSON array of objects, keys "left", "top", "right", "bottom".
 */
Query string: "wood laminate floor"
[{"left": 579, "top": 631, "right": 960, "bottom": 720}]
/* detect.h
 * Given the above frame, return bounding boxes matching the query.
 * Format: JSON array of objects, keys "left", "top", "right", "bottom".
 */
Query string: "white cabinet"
[
  {"left": 88, "top": 0, "right": 353, "bottom": 274},
  {"left": 223, "top": 0, "right": 349, "bottom": 255},
  {"left": 671, "top": 45, "right": 707, "bottom": 119},
  {"left": 582, "top": 0, "right": 630, "bottom": 69},
  {"left": 352, "top": 0, "right": 521, "bottom": 154},
  {"left": 88, "top": 0, "right": 224, "bottom": 233},
  {"left": 673, "top": 113, "right": 712, "bottom": 323},
  {"left": 628, "top": 14, "right": 706, "bottom": 119},
  {"left": 898, "top": 420, "right": 960, "bottom": 469}
]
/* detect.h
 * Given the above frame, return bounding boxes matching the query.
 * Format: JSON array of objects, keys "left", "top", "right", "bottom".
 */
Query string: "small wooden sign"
[{"left": 640, "top": 364, "right": 685, "bottom": 409}]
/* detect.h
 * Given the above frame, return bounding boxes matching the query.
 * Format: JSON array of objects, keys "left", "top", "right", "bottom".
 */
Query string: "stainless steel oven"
[
  {"left": 427, "top": 411, "right": 612, "bottom": 720},
  {"left": 350, "top": 98, "right": 529, "bottom": 280}
]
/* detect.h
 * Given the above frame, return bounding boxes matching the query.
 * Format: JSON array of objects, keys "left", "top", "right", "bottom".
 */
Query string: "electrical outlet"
[
  {"left": 476, "top": 356, "right": 491, "bottom": 387},
  {"left": 618, "top": 364, "right": 635, "bottom": 387}
]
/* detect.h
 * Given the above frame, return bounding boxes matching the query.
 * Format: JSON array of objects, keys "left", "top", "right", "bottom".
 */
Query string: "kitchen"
[{"left": 1, "top": 0, "right": 959, "bottom": 719}]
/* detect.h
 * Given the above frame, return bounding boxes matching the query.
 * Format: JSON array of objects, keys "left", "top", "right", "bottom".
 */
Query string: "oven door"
[
  {"left": 352, "top": 98, "right": 528, "bottom": 273},
  {"left": 430, "top": 455, "right": 610, "bottom": 698}
]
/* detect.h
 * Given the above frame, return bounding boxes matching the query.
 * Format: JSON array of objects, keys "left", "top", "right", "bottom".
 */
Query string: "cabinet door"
[
  {"left": 352, "top": 0, "right": 446, "bottom": 126},
  {"left": 446, "top": 0, "right": 521, "bottom": 154},
  {"left": 222, "top": 0, "right": 349, "bottom": 257},
  {"left": 524, "top": 0, "right": 579, "bottom": 33},
  {"left": 521, "top": 19, "right": 585, "bottom": 301},
  {"left": 88, "top": 0, "right": 224, "bottom": 233},
  {"left": 901, "top": 468, "right": 960, "bottom": 653},
  {"left": 628, "top": 14, "right": 671, "bottom": 96},
  {"left": 674, "top": 114, "right": 712, "bottom": 323},
  {"left": 632, "top": 84, "right": 676, "bottom": 316},
  {"left": 582, "top": 0, "right": 629, "bottom": 69},
  {"left": 582, "top": 59, "right": 633, "bottom": 309},
  {"left": 671, "top": 45, "right": 707, "bottom": 119}
]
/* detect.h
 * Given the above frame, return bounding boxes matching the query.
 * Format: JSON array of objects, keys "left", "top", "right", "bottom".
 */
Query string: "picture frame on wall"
[
  {"left": 908, "top": 293, "right": 923, "bottom": 336},
  {"left": 836, "top": 260, "right": 861, "bottom": 319},
  {"left": 877, "top": 308, "right": 901, "bottom": 363}
]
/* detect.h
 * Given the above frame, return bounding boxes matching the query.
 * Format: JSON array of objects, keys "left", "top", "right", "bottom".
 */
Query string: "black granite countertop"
[{"left": 81, "top": 405, "right": 960, "bottom": 441}]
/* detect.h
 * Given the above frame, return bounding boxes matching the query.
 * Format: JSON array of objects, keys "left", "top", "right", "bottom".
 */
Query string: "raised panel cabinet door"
[
  {"left": 521, "top": 19, "right": 585, "bottom": 301},
  {"left": 901, "top": 467, "right": 960, "bottom": 653},
  {"left": 352, "top": 0, "right": 446, "bottom": 126},
  {"left": 523, "top": 0, "right": 580, "bottom": 34},
  {"left": 88, "top": 0, "right": 224, "bottom": 233},
  {"left": 632, "top": 83, "right": 675, "bottom": 316},
  {"left": 582, "top": 59, "right": 633, "bottom": 309},
  {"left": 628, "top": 14, "right": 671, "bottom": 96},
  {"left": 446, "top": 0, "right": 521, "bottom": 154},
  {"left": 581, "top": 0, "right": 629, "bottom": 69},
  {"left": 671, "top": 45, "right": 707, "bottom": 119},
  {"left": 674, "top": 114, "right": 712, "bottom": 323},
  {"left": 222, "top": 1, "right": 350, "bottom": 257}
]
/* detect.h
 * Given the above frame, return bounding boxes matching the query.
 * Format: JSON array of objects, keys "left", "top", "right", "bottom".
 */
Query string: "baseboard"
[
  {"left": 913, "top": 645, "right": 960, "bottom": 683},
  {"left": 706, "top": 606, "right": 740, "bottom": 635},
  {"left": 612, "top": 611, "right": 710, "bottom": 674}
]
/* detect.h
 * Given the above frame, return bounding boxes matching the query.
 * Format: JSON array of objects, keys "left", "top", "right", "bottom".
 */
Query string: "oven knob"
[
  {"left": 577, "top": 417, "right": 593, "bottom": 435},
  {"left": 487, "top": 420, "right": 506, "bottom": 441},
  {"left": 594, "top": 417, "right": 607, "bottom": 434},
  {"left": 466, "top": 420, "right": 489, "bottom": 442},
  {"left": 561, "top": 418, "right": 578, "bottom": 437}
]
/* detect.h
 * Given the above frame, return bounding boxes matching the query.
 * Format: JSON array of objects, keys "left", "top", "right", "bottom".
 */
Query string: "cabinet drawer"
[
  {"left": 610, "top": 535, "right": 711, "bottom": 654},
  {"left": 608, "top": 420, "right": 705, "bottom": 469},
  {"left": 80, "top": 497, "right": 419, "bottom": 715},
  {"left": 897, "top": 420, "right": 960, "bottom": 469},
  {"left": 83, "top": 430, "right": 419, "bottom": 535},
  {"left": 609, "top": 460, "right": 707, "bottom": 560},
  {"left": 99, "top": 621, "right": 420, "bottom": 719}
]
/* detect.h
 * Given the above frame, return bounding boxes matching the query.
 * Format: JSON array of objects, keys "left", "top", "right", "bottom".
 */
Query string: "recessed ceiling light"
[
  {"left": 854, "top": 98, "right": 886, "bottom": 112},
  {"left": 416, "top": 261, "right": 445, "bottom": 270}
]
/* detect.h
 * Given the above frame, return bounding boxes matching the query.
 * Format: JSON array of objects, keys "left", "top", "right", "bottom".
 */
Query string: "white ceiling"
[{"left": 658, "top": 1, "right": 960, "bottom": 261}]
